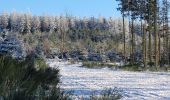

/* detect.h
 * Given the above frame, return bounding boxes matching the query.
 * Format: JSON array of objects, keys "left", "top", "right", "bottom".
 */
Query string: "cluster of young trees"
[
  {"left": 0, "top": 11, "right": 123, "bottom": 34},
  {"left": 0, "top": 11, "right": 133, "bottom": 56},
  {"left": 117, "top": 0, "right": 170, "bottom": 69}
]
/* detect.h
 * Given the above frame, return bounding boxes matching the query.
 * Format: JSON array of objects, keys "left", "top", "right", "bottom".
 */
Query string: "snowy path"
[{"left": 47, "top": 59, "right": 170, "bottom": 100}]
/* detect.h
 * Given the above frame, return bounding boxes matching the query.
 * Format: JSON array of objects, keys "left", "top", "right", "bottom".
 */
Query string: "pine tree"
[
  {"left": 9, "top": 11, "right": 18, "bottom": 32},
  {"left": 49, "top": 16, "right": 56, "bottom": 33},
  {"left": 31, "top": 16, "right": 40, "bottom": 33},
  {"left": 24, "top": 13, "right": 32, "bottom": 33},
  {"left": 17, "top": 14, "right": 25, "bottom": 33},
  {"left": 0, "top": 11, "right": 9, "bottom": 31},
  {"left": 116, "top": 0, "right": 129, "bottom": 64},
  {"left": 41, "top": 15, "right": 49, "bottom": 32}
]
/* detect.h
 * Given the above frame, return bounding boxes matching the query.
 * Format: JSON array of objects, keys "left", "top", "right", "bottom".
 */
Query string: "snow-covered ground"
[{"left": 47, "top": 59, "right": 170, "bottom": 100}]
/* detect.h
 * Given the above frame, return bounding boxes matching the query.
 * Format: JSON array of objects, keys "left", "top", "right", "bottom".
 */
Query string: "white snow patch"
[{"left": 47, "top": 59, "right": 170, "bottom": 100}]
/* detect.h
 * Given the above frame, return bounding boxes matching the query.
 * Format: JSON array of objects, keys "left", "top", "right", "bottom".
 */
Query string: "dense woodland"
[
  {"left": 0, "top": 11, "right": 134, "bottom": 61},
  {"left": 116, "top": 0, "right": 170, "bottom": 70},
  {"left": 0, "top": 0, "right": 170, "bottom": 69}
]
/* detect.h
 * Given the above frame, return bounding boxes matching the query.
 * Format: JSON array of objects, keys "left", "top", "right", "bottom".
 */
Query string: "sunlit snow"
[{"left": 47, "top": 59, "right": 170, "bottom": 100}]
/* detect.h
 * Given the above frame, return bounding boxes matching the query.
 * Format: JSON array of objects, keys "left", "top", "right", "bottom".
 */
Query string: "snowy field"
[{"left": 47, "top": 59, "right": 170, "bottom": 100}]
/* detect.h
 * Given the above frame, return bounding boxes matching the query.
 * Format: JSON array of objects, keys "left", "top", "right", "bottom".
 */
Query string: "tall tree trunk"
[
  {"left": 142, "top": 21, "right": 147, "bottom": 68},
  {"left": 131, "top": 19, "right": 134, "bottom": 65},
  {"left": 128, "top": 13, "right": 132, "bottom": 64},
  {"left": 158, "top": 1, "right": 161, "bottom": 67},
  {"left": 148, "top": 15, "right": 152, "bottom": 66},
  {"left": 162, "top": 13, "right": 166, "bottom": 65},
  {"left": 168, "top": 35, "right": 170, "bottom": 65},
  {"left": 122, "top": 12, "right": 126, "bottom": 64},
  {"left": 142, "top": 20, "right": 148, "bottom": 68},
  {"left": 158, "top": 27, "right": 161, "bottom": 67},
  {"left": 148, "top": 0, "right": 153, "bottom": 67},
  {"left": 153, "top": 0, "right": 159, "bottom": 69},
  {"left": 166, "top": 26, "right": 170, "bottom": 65}
]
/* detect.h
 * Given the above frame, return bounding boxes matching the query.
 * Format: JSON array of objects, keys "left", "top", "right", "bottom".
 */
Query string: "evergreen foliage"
[{"left": 0, "top": 54, "right": 68, "bottom": 100}]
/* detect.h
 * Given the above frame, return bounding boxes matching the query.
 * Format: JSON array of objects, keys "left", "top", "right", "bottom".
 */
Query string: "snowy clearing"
[{"left": 47, "top": 59, "right": 170, "bottom": 100}]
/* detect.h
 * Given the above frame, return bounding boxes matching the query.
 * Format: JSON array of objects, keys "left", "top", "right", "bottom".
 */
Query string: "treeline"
[
  {"left": 0, "top": 11, "right": 134, "bottom": 59},
  {"left": 117, "top": 0, "right": 170, "bottom": 69},
  {"left": 0, "top": 11, "right": 127, "bottom": 34}
]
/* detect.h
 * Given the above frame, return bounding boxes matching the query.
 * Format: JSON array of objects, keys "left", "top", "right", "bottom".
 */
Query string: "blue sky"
[{"left": 0, "top": 0, "right": 121, "bottom": 18}]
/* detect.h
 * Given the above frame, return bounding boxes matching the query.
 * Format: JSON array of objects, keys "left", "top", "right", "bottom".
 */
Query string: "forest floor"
[{"left": 47, "top": 59, "right": 170, "bottom": 100}]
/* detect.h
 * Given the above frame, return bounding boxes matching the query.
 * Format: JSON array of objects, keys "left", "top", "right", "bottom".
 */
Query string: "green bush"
[
  {"left": 90, "top": 88, "right": 123, "bottom": 100},
  {"left": 0, "top": 54, "right": 68, "bottom": 100},
  {"left": 82, "top": 61, "right": 116, "bottom": 69},
  {"left": 119, "top": 63, "right": 143, "bottom": 71}
]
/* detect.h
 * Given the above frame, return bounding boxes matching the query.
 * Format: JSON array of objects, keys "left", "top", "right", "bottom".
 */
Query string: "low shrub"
[
  {"left": 90, "top": 88, "right": 123, "bottom": 100},
  {"left": 0, "top": 54, "right": 68, "bottom": 100},
  {"left": 82, "top": 61, "right": 116, "bottom": 69},
  {"left": 119, "top": 63, "right": 143, "bottom": 71}
]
